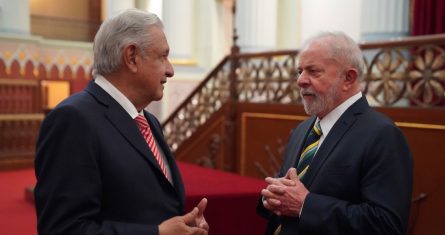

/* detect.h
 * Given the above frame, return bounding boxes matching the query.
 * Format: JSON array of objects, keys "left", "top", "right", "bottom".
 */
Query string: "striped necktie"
[
  {"left": 272, "top": 122, "right": 323, "bottom": 235},
  {"left": 135, "top": 115, "right": 169, "bottom": 179},
  {"left": 296, "top": 121, "right": 322, "bottom": 179}
]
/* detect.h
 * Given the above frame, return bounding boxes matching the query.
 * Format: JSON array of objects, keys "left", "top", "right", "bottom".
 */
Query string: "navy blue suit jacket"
[
  {"left": 35, "top": 81, "right": 185, "bottom": 234},
  {"left": 258, "top": 97, "right": 413, "bottom": 235}
]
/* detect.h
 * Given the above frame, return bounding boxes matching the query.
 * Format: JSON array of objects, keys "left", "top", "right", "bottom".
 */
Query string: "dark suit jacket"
[
  {"left": 257, "top": 97, "right": 413, "bottom": 235},
  {"left": 34, "top": 81, "right": 185, "bottom": 234}
]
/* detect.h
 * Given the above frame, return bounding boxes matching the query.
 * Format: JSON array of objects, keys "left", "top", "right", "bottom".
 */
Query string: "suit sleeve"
[
  {"left": 298, "top": 124, "right": 413, "bottom": 235},
  {"left": 34, "top": 106, "right": 158, "bottom": 235}
]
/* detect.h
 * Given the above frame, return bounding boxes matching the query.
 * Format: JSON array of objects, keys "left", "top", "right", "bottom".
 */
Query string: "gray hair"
[
  {"left": 93, "top": 8, "right": 163, "bottom": 76},
  {"left": 301, "top": 31, "right": 365, "bottom": 81}
]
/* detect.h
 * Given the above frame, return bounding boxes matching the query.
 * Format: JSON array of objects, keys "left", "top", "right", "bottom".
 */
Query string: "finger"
[
  {"left": 188, "top": 227, "right": 207, "bottom": 235},
  {"left": 278, "top": 177, "right": 296, "bottom": 186},
  {"left": 268, "top": 185, "right": 286, "bottom": 194},
  {"left": 196, "top": 198, "right": 208, "bottom": 216},
  {"left": 199, "top": 219, "right": 209, "bottom": 231},
  {"left": 263, "top": 199, "right": 272, "bottom": 210},
  {"left": 183, "top": 207, "right": 199, "bottom": 225},
  {"left": 261, "top": 189, "right": 276, "bottom": 198},
  {"left": 287, "top": 168, "right": 299, "bottom": 181},
  {"left": 265, "top": 177, "right": 282, "bottom": 185},
  {"left": 266, "top": 177, "right": 289, "bottom": 185},
  {"left": 266, "top": 176, "right": 295, "bottom": 187},
  {"left": 267, "top": 198, "right": 281, "bottom": 207}
]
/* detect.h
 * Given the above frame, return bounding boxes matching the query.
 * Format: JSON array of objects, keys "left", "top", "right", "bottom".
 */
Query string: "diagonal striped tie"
[
  {"left": 272, "top": 122, "right": 322, "bottom": 235},
  {"left": 296, "top": 121, "right": 322, "bottom": 179},
  {"left": 135, "top": 115, "right": 169, "bottom": 179}
]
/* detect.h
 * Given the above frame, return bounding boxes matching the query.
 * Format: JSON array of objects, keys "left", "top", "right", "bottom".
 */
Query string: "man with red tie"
[
  {"left": 257, "top": 32, "right": 413, "bottom": 235},
  {"left": 34, "top": 9, "right": 208, "bottom": 235}
]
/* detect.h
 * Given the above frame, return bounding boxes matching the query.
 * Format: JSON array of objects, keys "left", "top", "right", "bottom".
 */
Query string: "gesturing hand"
[
  {"left": 158, "top": 200, "right": 209, "bottom": 235},
  {"left": 194, "top": 198, "right": 209, "bottom": 232}
]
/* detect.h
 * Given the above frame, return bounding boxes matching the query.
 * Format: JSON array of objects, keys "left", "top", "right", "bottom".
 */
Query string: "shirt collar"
[
  {"left": 318, "top": 92, "right": 362, "bottom": 138},
  {"left": 94, "top": 74, "right": 140, "bottom": 119}
]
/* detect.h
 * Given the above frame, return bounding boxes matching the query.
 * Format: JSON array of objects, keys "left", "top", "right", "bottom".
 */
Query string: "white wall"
[
  {"left": 301, "top": 0, "right": 362, "bottom": 43},
  {"left": 0, "top": 0, "right": 30, "bottom": 35}
]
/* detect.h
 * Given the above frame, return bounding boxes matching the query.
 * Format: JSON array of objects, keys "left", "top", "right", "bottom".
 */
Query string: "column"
[
  {"left": 277, "top": 0, "right": 301, "bottom": 49},
  {"left": 361, "top": 0, "right": 410, "bottom": 41},
  {"left": 236, "top": 0, "right": 278, "bottom": 52},
  {"left": 301, "top": 0, "right": 362, "bottom": 42},
  {"left": 162, "top": 0, "right": 193, "bottom": 60},
  {"left": 220, "top": 0, "right": 235, "bottom": 54},
  {"left": 103, "top": 0, "right": 134, "bottom": 19},
  {"left": 0, "top": 0, "right": 30, "bottom": 35}
]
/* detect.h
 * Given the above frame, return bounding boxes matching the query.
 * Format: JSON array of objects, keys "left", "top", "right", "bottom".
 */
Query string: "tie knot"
[
  {"left": 313, "top": 121, "right": 322, "bottom": 136},
  {"left": 135, "top": 115, "right": 149, "bottom": 129}
]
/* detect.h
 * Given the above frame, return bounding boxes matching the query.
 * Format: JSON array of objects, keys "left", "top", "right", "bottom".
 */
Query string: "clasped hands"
[
  {"left": 261, "top": 168, "right": 309, "bottom": 217},
  {"left": 159, "top": 198, "right": 209, "bottom": 235}
]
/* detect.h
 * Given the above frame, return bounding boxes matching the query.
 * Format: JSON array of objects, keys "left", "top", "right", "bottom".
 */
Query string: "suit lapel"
[
  {"left": 85, "top": 82, "right": 170, "bottom": 181},
  {"left": 302, "top": 97, "right": 369, "bottom": 187},
  {"left": 146, "top": 112, "right": 186, "bottom": 209}
]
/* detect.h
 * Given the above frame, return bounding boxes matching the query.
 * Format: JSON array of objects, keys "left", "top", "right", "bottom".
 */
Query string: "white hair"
[
  {"left": 302, "top": 31, "right": 365, "bottom": 80},
  {"left": 92, "top": 8, "right": 163, "bottom": 76}
]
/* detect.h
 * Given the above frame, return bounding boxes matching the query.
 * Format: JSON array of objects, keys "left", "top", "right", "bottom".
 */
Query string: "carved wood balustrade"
[
  {"left": 163, "top": 34, "right": 445, "bottom": 153},
  {"left": 163, "top": 58, "right": 232, "bottom": 152},
  {"left": 0, "top": 114, "right": 43, "bottom": 169}
]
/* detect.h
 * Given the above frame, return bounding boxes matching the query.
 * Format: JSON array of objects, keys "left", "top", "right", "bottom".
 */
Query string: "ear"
[
  {"left": 342, "top": 68, "right": 358, "bottom": 91},
  {"left": 122, "top": 44, "right": 138, "bottom": 73}
]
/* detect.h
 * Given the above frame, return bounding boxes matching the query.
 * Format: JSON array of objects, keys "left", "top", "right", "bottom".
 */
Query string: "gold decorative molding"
[
  {"left": 0, "top": 78, "right": 39, "bottom": 85},
  {"left": 395, "top": 121, "right": 445, "bottom": 130},
  {"left": 0, "top": 113, "right": 44, "bottom": 121},
  {"left": 170, "top": 58, "right": 198, "bottom": 66}
]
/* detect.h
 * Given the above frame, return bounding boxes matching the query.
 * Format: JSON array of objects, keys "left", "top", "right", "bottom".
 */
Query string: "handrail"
[
  {"left": 359, "top": 33, "right": 445, "bottom": 49},
  {"left": 162, "top": 56, "right": 230, "bottom": 126}
]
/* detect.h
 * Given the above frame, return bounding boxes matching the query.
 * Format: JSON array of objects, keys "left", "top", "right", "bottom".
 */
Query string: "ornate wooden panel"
[{"left": 0, "top": 114, "right": 43, "bottom": 169}]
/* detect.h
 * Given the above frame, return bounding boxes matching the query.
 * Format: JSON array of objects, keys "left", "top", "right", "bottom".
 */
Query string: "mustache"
[{"left": 300, "top": 88, "right": 317, "bottom": 96}]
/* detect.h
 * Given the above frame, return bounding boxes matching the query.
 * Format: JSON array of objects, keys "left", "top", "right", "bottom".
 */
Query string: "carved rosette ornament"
[
  {"left": 408, "top": 45, "right": 445, "bottom": 106},
  {"left": 365, "top": 49, "right": 408, "bottom": 106}
]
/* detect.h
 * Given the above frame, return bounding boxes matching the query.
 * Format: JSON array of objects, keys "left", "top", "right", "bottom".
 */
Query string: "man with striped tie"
[
  {"left": 257, "top": 32, "right": 413, "bottom": 235},
  {"left": 35, "top": 9, "right": 208, "bottom": 235}
]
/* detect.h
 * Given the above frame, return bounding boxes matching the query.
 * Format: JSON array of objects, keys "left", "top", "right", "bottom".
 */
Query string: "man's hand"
[
  {"left": 195, "top": 198, "right": 209, "bottom": 231},
  {"left": 158, "top": 198, "right": 209, "bottom": 235},
  {"left": 261, "top": 168, "right": 309, "bottom": 217}
]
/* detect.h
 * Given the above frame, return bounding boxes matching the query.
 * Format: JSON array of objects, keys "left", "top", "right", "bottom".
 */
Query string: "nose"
[
  {"left": 166, "top": 59, "right": 174, "bottom": 78},
  {"left": 297, "top": 71, "right": 309, "bottom": 88}
]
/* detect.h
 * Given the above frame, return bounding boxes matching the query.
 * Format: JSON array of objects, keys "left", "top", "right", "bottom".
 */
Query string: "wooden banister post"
[{"left": 224, "top": 0, "right": 241, "bottom": 172}]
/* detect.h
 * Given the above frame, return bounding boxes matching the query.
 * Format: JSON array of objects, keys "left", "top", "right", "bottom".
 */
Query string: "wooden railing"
[
  {"left": 163, "top": 34, "right": 445, "bottom": 152},
  {"left": 0, "top": 114, "right": 43, "bottom": 169},
  {"left": 0, "top": 79, "right": 44, "bottom": 169},
  {"left": 0, "top": 79, "right": 41, "bottom": 114},
  {"left": 163, "top": 57, "right": 232, "bottom": 151},
  {"left": 361, "top": 34, "right": 445, "bottom": 107}
]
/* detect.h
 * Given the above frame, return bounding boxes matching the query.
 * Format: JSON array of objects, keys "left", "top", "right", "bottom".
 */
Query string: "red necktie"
[{"left": 134, "top": 115, "right": 168, "bottom": 179}]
